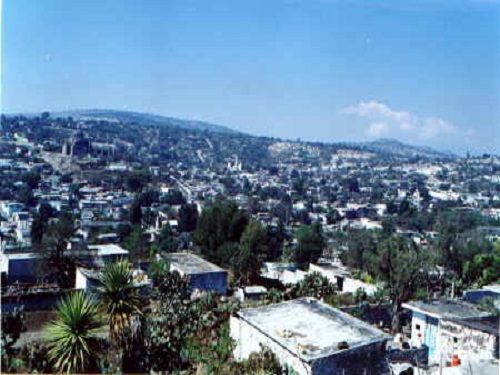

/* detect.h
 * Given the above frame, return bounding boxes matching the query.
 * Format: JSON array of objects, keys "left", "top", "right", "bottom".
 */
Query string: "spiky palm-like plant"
[
  {"left": 44, "top": 291, "right": 104, "bottom": 374},
  {"left": 97, "top": 260, "right": 143, "bottom": 347}
]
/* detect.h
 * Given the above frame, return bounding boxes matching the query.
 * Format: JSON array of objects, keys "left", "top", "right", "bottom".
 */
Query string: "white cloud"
[
  {"left": 341, "top": 100, "right": 457, "bottom": 140},
  {"left": 366, "top": 122, "right": 389, "bottom": 137}
]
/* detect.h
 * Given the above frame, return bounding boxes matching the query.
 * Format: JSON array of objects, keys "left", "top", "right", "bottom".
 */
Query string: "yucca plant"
[
  {"left": 97, "top": 260, "right": 143, "bottom": 347},
  {"left": 44, "top": 291, "right": 104, "bottom": 374}
]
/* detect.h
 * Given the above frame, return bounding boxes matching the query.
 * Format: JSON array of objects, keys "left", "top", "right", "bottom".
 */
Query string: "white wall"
[
  {"left": 230, "top": 315, "right": 312, "bottom": 375},
  {"left": 75, "top": 268, "right": 88, "bottom": 290}
]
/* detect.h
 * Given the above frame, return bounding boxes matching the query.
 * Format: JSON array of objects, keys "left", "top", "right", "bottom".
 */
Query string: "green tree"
[
  {"left": 368, "top": 236, "right": 428, "bottom": 332},
  {"left": 146, "top": 270, "right": 195, "bottom": 372},
  {"left": 122, "top": 225, "right": 148, "bottom": 260},
  {"left": 43, "top": 212, "right": 77, "bottom": 288},
  {"left": 194, "top": 199, "right": 249, "bottom": 266},
  {"left": 21, "top": 171, "right": 41, "bottom": 189},
  {"left": 179, "top": 203, "right": 199, "bottom": 232},
  {"left": 462, "top": 243, "right": 500, "bottom": 287},
  {"left": 16, "top": 185, "right": 36, "bottom": 207},
  {"left": 340, "top": 229, "right": 377, "bottom": 271},
  {"left": 129, "top": 199, "right": 142, "bottom": 225},
  {"left": 326, "top": 208, "right": 342, "bottom": 225},
  {"left": 1, "top": 308, "right": 26, "bottom": 373},
  {"left": 126, "top": 169, "right": 151, "bottom": 192},
  {"left": 44, "top": 291, "right": 104, "bottom": 374},
  {"left": 31, "top": 203, "right": 54, "bottom": 249},
  {"left": 294, "top": 222, "right": 325, "bottom": 269},
  {"left": 44, "top": 212, "right": 75, "bottom": 259},
  {"left": 289, "top": 272, "right": 336, "bottom": 300},
  {"left": 232, "top": 220, "right": 268, "bottom": 284},
  {"left": 97, "top": 261, "right": 143, "bottom": 350},
  {"left": 157, "top": 224, "right": 178, "bottom": 253}
]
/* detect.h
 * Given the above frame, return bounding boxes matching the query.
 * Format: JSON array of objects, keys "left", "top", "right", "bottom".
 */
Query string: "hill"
[
  {"left": 358, "top": 138, "right": 456, "bottom": 159},
  {"left": 49, "top": 109, "right": 238, "bottom": 135},
  {"left": 9, "top": 109, "right": 456, "bottom": 159}
]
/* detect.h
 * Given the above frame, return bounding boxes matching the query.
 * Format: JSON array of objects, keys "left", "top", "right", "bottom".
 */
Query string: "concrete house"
[
  {"left": 463, "top": 284, "right": 500, "bottom": 309},
  {"left": 403, "top": 300, "right": 498, "bottom": 365},
  {"left": 1, "top": 252, "right": 45, "bottom": 284},
  {"left": 309, "top": 262, "right": 379, "bottom": 296},
  {"left": 164, "top": 252, "right": 227, "bottom": 294},
  {"left": 231, "top": 298, "right": 391, "bottom": 375}
]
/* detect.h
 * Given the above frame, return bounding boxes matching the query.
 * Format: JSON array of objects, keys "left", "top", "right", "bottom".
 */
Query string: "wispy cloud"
[{"left": 341, "top": 100, "right": 456, "bottom": 140}]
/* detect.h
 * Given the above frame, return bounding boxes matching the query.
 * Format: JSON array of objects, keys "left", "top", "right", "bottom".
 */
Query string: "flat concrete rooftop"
[
  {"left": 87, "top": 244, "right": 129, "bottom": 256},
  {"left": 403, "top": 299, "right": 492, "bottom": 320},
  {"left": 236, "top": 297, "right": 390, "bottom": 361},
  {"left": 164, "top": 252, "right": 225, "bottom": 275}
]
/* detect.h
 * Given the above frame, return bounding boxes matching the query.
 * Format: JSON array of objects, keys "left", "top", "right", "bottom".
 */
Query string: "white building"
[
  {"left": 231, "top": 298, "right": 391, "bottom": 375},
  {"left": 403, "top": 300, "right": 498, "bottom": 367},
  {"left": 164, "top": 252, "right": 228, "bottom": 294},
  {"left": 309, "top": 262, "right": 379, "bottom": 296}
]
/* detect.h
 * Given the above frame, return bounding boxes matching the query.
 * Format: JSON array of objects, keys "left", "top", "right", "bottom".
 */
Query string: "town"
[{"left": 1, "top": 111, "right": 498, "bottom": 374}]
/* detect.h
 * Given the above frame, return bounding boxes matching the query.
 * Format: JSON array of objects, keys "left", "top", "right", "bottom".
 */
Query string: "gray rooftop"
[
  {"left": 164, "top": 252, "right": 226, "bottom": 275},
  {"left": 87, "top": 244, "right": 129, "bottom": 256},
  {"left": 403, "top": 299, "right": 492, "bottom": 320},
  {"left": 236, "top": 297, "right": 391, "bottom": 362}
]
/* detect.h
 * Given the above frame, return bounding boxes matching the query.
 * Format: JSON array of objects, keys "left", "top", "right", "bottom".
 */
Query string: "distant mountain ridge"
[
  {"left": 360, "top": 138, "right": 456, "bottom": 159},
  {"left": 41, "top": 109, "right": 238, "bottom": 135},
  {"left": 11, "top": 109, "right": 456, "bottom": 159}
]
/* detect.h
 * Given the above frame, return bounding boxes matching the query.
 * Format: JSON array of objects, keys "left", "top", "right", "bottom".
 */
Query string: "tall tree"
[
  {"left": 194, "top": 199, "right": 249, "bottom": 266},
  {"left": 232, "top": 221, "right": 268, "bottom": 284},
  {"left": 366, "top": 236, "right": 428, "bottom": 332},
  {"left": 44, "top": 212, "right": 75, "bottom": 259},
  {"left": 294, "top": 222, "right": 325, "bottom": 269},
  {"left": 179, "top": 203, "right": 199, "bottom": 232},
  {"left": 129, "top": 199, "right": 142, "bottom": 225},
  {"left": 43, "top": 212, "right": 77, "bottom": 288},
  {"left": 157, "top": 224, "right": 178, "bottom": 253},
  {"left": 146, "top": 270, "right": 195, "bottom": 372}
]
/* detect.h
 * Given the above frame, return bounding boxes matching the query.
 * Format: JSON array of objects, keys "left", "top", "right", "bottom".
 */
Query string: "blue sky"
[{"left": 2, "top": 0, "right": 499, "bottom": 154}]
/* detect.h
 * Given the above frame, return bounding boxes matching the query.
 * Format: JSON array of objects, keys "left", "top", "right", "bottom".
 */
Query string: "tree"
[
  {"left": 43, "top": 212, "right": 77, "bottom": 288},
  {"left": 126, "top": 169, "right": 151, "bottom": 192},
  {"left": 266, "top": 221, "right": 285, "bottom": 261},
  {"left": 146, "top": 270, "right": 195, "bottom": 372},
  {"left": 232, "top": 221, "right": 268, "bottom": 284},
  {"left": 161, "top": 189, "right": 186, "bottom": 205},
  {"left": 1, "top": 308, "right": 26, "bottom": 373},
  {"left": 31, "top": 216, "right": 46, "bottom": 250},
  {"left": 340, "top": 229, "right": 377, "bottom": 270},
  {"left": 381, "top": 217, "right": 396, "bottom": 238},
  {"left": 44, "top": 291, "right": 104, "bottom": 374},
  {"left": 179, "top": 203, "right": 199, "bottom": 232},
  {"left": 326, "top": 208, "right": 342, "bottom": 225},
  {"left": 462, "top": 243, "right": 500, "bottom": 287},
  {"left": 21, "top": 171, "right": 41, "bottom": 189},
  {"left": 97, "top": 260, "right": 143, "bottom": 351},
  {"left": 293, "top": 222, "right": 325, "bottom": 269},
  {"left": 38, "top": 202, "right": 54, "bottom": 221},
  {"left": 44, "top": 212, "right": 75, "bottom": 259},
  {"left": 367, "top": 236, "right": 428, "bottom": 332},
  {"left": 157, "top": 224, "right": 178, "bottom": 253},
  {"left": 122, "top": 225, "right": 148, "bottom": 261},
  {"left": 147, "top": 258, "right": 170, "bottom": 284},
  {"left": 129, "top": 199, "right": 142, "bottom": 225},
  {"left": 16, "top": 185, "right": 36, "bottom": 207},
  {"left": 194, "top": 199, "right": 249, "bottom": 266},
  {"left": 289, "top": 272, "right": 336, "bottom": 300},
  {"left": 31, "top": 203, "right": 54, "bottom": 250}
]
